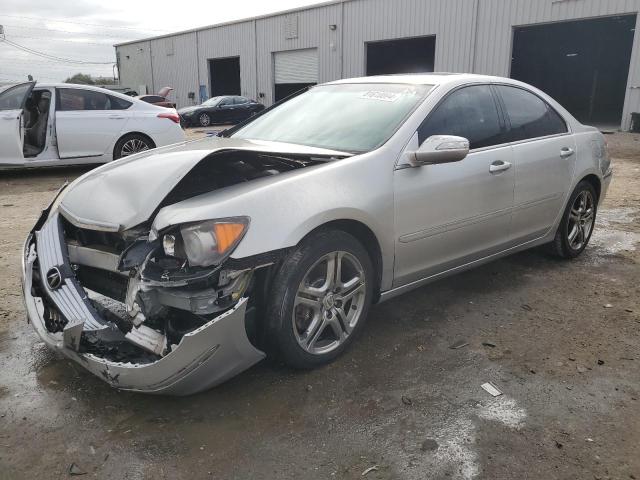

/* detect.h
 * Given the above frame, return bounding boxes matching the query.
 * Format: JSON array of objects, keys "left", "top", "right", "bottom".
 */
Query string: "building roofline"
[{"left": 114, "top": 0, "right": 348, "bottom": 47}]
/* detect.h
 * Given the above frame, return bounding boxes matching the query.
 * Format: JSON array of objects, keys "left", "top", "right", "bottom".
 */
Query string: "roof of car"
[{"left": 326, "top": 73, "right": 506, "bottom": 86}]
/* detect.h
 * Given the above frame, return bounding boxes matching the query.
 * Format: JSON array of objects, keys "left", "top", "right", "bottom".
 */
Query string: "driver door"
[
  {"left": 393, "top": 84, "right": 516, "bottom": 287},
  {"left": 217, "top": 97, "right": 236, "bottom": 123},
  {"left": 0, "top": 82, "right": 35, "bottom": 165}
]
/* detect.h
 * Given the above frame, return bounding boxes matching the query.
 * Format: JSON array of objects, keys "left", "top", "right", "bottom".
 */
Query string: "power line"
[
  {"left": 5, "top": 33, "right": 115, "bottom": 46},
  {"left": 0, "top": 72, "right": 63, "bottom": 82},
  {"left": 0, "top": 14, "right": 173, "bottom": 33},
  {"left": 0, "top": 38, "right": 114, "bottom": 64},
  {"left": 1, "top": 24, "right": 142, "bottom": 40}
]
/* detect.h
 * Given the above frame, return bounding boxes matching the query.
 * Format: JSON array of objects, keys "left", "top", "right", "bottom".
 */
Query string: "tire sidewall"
[
  {"left": 266, "top": 230, "right": 374, "bottom": 368},
  {"left": 559, "top": 181, "right": 598, "bottom": 258}
]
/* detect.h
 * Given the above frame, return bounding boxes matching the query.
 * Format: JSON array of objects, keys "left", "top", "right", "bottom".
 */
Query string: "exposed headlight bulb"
[{"left": 163, "top": 234, "right": 176, "bottom": 257}]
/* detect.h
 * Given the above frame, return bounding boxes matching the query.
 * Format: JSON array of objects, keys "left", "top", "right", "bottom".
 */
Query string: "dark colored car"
[
  {"left": 137, "top": 87, "right": 176, "bottom": 109},
  {"left": 178, "top": 96, "right": 265, "bottom": 127}
]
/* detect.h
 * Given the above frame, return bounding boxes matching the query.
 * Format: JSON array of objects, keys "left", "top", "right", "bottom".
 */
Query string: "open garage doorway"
[
  {"left": 511, "top": 15, "right": 636, "bottom": 128},
  {"left": 366, "top": 36, "right": 436, "bottom": 76},
  {"left": 209, "top": 57, "right": 241, "bottom": 97}
]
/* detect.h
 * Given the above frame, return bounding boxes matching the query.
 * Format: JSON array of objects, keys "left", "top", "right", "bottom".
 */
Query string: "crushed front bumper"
[{"left": 21, "top": 211, "right": 265, "bottom": 396}]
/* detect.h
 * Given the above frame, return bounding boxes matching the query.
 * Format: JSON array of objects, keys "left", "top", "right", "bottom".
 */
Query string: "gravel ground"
[{"left": 0, "top": 132, "right": 638, "bottom": 480}]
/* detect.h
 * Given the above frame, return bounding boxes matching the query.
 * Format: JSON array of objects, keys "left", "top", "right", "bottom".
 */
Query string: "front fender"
[{"left": 152, "top": 149, "right": 397, "bottom": 290}]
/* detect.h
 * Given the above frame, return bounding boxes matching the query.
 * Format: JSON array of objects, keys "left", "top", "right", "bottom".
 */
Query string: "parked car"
[
  {"left": 137, "top": 86, "right": 176, "bottom": 109},
  {"left": 22, "top": 74, "right": 612, "bottom": 395},
  {"left": 178, "top": 95, "right": 265, "bottom": 127},
  {"left": 0, "top": 82, "right": 185, "bottom": 168}
]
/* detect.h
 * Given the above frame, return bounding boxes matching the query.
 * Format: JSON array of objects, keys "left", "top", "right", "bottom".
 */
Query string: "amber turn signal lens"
[{"left": 213, "top": 223, "right": 246, "bottom": 254}]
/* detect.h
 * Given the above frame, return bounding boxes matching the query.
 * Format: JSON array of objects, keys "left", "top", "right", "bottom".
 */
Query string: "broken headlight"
[{"left": 162, "top": 217, "right": 249, "bottom": 268}]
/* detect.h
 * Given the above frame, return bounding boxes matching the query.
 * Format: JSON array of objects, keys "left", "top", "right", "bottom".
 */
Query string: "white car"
[{"left": 0, "top": 82, "right": 185, "bottom": 168}]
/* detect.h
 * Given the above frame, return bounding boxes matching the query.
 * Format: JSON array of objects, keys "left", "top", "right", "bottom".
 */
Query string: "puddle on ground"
[{"left": 587, "top": 207, "right": 640, "bottom": 262}]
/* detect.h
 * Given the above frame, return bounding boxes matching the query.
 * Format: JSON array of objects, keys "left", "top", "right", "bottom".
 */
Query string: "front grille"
[
  {"left": 62, "top": 216, "right": 126, "bottom": 252},
  {"left": 35, "top": 213, "right": 107, "bottom": 332}
]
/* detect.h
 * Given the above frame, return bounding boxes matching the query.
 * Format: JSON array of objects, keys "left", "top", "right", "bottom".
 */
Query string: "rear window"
[{"left": 141, "top": 95, "right": 165, "bottom": 103}]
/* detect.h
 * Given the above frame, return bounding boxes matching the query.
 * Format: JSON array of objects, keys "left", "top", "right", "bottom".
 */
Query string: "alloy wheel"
[
  {"left": 199, "top": 113, "right": 210, "bottom": 127},
  {"left": 567, "top": 190, "right": 595, "bottom": 250},
  {"left": 292, "top": 251, "right": 366, "bottom": 355},
  {"left": 120, "top": 138, "right": 150, "bottom": 157}
]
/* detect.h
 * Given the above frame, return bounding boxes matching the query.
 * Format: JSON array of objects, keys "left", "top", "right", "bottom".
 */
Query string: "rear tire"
[
  {"left": 549, "top": 181, "right": 598, "bottom": 259},
  {"left": 264, "top": 230, "right": 374, "bottom": 369},
  {"left": 113, "top": 133, "right": 154, "bottom": 160}
]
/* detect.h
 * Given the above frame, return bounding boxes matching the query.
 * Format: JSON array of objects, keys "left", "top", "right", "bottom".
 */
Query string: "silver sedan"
[{"left": 21, "top": 74, "right": 612, "bottom": 395}]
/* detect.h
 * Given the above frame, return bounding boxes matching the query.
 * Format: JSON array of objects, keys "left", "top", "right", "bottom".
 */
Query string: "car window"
[
  {"left": 418, "top": 85, "right": 503, "bottom": 150},
  {"left": 0, "top": 83, "right": 32, "bottom": 111},
  {"left": 496, "top": 85, "right": 568, "bottom": 142},
  {"left": 57, "top": 89, "right": 132, "bottom": 111},
  {"left": 219, "top": 98, "right": 234, "bottom": 106},
  {"left": 234, "top": 96, "right": 249, "bottom": 105},
  {"left": 203, "top": 96, "right": 223, "bottom": 106},
  {"left": 142, "top": 95, "right": 164, "bottom": 103},
  {"left": 233, "top": 83, "right": 432, "bottom": 153},
  {"left": 109, "top": 95, "right": 133, "bottom": 110}
]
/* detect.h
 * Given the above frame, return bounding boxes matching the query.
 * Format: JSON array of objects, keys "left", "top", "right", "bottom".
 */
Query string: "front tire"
[
  {"left": 549, "top": 181, "right": 598, "bottom": 259},
  {"left": 265, "top": 230, "right": 374, "bottom": 369}
]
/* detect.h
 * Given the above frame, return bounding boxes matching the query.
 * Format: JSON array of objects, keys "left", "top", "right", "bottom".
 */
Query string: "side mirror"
[{"left": 408, "top": 135, "right": 470, "bottom": 167}]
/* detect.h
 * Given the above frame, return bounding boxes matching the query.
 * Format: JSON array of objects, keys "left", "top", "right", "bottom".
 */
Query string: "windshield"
[
  {"left": 232, "top": 83, "right": 432, "bottom": 153},
  {"left": 203, "top": 96, "right": 223, "bottom": 107}
]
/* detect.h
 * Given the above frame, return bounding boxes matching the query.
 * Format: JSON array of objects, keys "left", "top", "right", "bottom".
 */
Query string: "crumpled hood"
[{"left": 59, "top": 136, "right": 348, "bottom": 232}]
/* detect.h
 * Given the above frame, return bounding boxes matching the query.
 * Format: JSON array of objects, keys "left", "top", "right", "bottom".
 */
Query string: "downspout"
[
  {"left": 470, "top": 0, "right": 480, "bottom": 73},
  {"left": 340, "top": 0, "right": 345, "bottom": 79},
  {"left": 195, "top": 30, "right": 201, "bottom": 105},
  {"left": 254, "top": 19, "right": 259, "bottom": 103},
  {"left": 149, "top": 41, "right": 155, "bottom": 95}
]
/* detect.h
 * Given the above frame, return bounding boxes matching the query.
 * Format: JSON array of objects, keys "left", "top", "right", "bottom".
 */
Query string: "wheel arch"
[
  {"left": 299, "top": 219, "right": 384, "bottom": 302},
  {"left": 113, "top": 131, "right": 156, "bottom": 159},
  {"left": 580, "top": 173, "right": 601, "bottom": 201}
]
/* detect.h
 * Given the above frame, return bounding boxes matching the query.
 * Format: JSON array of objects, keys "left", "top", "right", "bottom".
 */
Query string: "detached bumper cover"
[{"left": 21, "top": 211, "right": 265, "bottom": 396}]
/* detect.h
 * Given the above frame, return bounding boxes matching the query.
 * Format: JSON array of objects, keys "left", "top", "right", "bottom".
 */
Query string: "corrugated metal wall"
[
  {"left": 117, "top": 41, "right": 153, "bottom": 95},
  {"left": 116, "top": 0, "right": 640, "bottom": 128},
  {"left": 255, "top": 3, "right": 342, "bottom": 105},
  {"left": 342, "top": 0, "right": 476, "bottom": 77},
  {"left": 473, "top": 0, "right": 640, "bottom": 130},
  {"left": 196, "top": 21, "right": 257, "bottom": 101},
  {"left": 148, "top": 32, "right": 199, "bottom": 108}
]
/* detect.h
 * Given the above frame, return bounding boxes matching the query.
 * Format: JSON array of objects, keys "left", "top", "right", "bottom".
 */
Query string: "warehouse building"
[{"left": 115, "top": 0, "right": 640, "bottom": 130}]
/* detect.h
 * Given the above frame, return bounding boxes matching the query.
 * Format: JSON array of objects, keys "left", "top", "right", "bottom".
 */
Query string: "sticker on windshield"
[{"left": 360, "top": 91, "right": 402, "bottom": 102}]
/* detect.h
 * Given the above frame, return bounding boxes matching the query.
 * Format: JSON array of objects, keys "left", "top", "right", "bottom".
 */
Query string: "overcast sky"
[{"left": 0, "top": 0, "right": 327, "bottom": 84}]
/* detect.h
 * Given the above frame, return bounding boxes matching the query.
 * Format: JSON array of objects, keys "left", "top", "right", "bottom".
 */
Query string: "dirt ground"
[{"left": 0, "top": 132, "right": 638, "bottom": 480}]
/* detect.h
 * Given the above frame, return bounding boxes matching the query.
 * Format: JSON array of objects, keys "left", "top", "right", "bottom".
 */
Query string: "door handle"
[
  {"left": 489, "top": 160, "right": 512, "bottom": 174},
  {"left": 560, "top": 147, "right": 575, "bottom": 158},
  {"left": 108, "top": 115, "right": 125, "bottom": 120}
]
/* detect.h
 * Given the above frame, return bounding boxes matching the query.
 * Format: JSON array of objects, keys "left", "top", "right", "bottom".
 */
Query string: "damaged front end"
[
  {"left": 21, "top": 208, "right": 268, "bottom": 395},
  {"left": 21, "top": 145, "right": 346, "bottom": 394}
]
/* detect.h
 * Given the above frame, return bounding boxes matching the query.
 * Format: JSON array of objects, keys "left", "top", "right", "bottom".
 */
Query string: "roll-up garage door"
[{"left": 274, "top": 48, "right": 318, "bottom": 102}]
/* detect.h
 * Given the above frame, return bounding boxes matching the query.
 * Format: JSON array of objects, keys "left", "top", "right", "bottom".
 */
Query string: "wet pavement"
[{"left": 0, "top": 133, "right": 639, "bottom": 479}]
